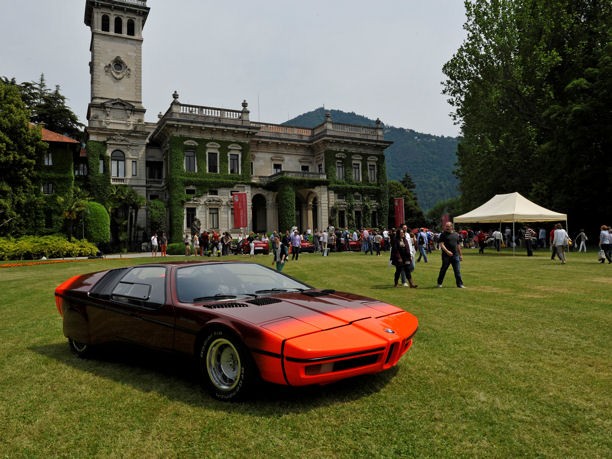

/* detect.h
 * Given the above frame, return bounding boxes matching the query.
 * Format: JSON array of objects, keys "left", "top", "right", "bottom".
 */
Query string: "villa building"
[{"left": 83, "top": 0, "right": 391, "bottom": 243}]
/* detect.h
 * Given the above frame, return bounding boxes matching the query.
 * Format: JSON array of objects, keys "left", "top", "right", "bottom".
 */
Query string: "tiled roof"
[{"left": 32, "top": 124, "right": 79, "bottom": 144}]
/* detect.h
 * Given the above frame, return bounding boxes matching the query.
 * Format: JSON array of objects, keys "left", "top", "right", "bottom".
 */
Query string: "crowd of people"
[{"left": 146, "top": 221, "right": 609, "bottom": 289}]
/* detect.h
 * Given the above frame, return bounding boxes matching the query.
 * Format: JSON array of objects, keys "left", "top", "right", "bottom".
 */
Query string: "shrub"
[
  {"left": 0, "top": 236, "right": 98, "bottom": 260},
  {"left": 84, "top": 201, "right": 111, "bottom": 244},
  {"left": 167, "top": 242, "right": 185, "bottom": 255}
]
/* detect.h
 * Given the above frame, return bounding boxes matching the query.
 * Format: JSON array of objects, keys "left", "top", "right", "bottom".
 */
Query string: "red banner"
[
  {"left": 394, "top": 198, "right": 404, "bottom": 228},
  {"left": 232, "top": 192, "right": 248, "bottom": 228}
]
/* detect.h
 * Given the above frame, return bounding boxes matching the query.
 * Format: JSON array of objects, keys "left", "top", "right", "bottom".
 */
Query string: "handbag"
[{"left": 598, "top": 249, "right": 605, "bottom": 260}]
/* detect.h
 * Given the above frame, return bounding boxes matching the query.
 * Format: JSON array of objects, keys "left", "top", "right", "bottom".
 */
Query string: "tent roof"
[{"left": 454, "top": 192, "right": 567, "bottom": 223}]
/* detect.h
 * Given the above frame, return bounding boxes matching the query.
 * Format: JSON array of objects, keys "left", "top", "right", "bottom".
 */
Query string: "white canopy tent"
[{"left": 454, "top": 192, "right": 567, "bottom": 251}]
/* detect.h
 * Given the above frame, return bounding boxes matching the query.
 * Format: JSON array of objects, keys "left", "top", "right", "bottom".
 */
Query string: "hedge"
[{"left": 0, "top": 236, "right": 99, "bottom": 261}]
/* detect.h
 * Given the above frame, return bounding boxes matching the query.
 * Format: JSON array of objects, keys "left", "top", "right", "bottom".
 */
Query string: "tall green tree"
[
  {"left": 387, "top": 180, "right": 425, "bottom": 229},
  {"left": 59, "top": 187, "right": 90, "bottom": 240},
  {"left": 0, "top": 79, "right": 46, "bottom": 236},
  {"left": 108, "top": 185, "right": 146, "bottom": 250},
  {"left": 16, "top": 74, "right": 83, "bottom": 139},
  {"left": 442, "top": 0, "right": 611, "bottom": 231}
]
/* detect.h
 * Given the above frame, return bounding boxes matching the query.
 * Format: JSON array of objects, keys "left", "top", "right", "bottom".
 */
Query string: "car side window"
[{"left": 112, "top": 266, "right": 166, "bottom": 306}]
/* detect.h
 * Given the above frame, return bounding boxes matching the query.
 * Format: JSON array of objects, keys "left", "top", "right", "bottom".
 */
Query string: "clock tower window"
[{"left": 114, "top": 17, "right": 123, "bottom": 34}]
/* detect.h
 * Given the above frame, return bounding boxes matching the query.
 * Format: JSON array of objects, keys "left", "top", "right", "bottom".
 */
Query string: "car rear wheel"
[
  {"left": 68, "top": 338, "right": 91, "bottom": 358},
  {"left": 200, "top": 329, "right": 255, "bottom": 401}
]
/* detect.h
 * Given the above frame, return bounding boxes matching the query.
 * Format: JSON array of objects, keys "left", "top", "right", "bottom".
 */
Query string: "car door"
[{"left": 90, "top": 266, "right": 175, "bottom": 350}]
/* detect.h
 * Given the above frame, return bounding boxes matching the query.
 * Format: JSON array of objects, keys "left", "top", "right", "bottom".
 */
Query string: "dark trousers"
[
  {"left": 602, "top": 243, "right": 612, "bottom": 263},
  {"left": 526, "top": 239, "right": 533, "bottom": 256},
  {"left": 394, "top": 264, "right": 412, "bottom": 285},
  {"left": 291, "top": 246, "right": 300, "bottom": 260},
  {"left": 437, "top": 254, "right": 463, "bottom": 287}
]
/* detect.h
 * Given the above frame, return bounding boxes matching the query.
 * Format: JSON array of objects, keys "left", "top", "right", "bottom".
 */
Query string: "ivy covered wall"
[
  {"left": 85, "top": 140, "right": 111, "bottom": 205},
  {"left": 324, "top": 149, "right": 388, "bottom": 229},
  {"left": 38, "top": 143, "right": 75, "bottom": 233},
  {"left": 166, "top": 136, "right": 251, "bottom": 242}
]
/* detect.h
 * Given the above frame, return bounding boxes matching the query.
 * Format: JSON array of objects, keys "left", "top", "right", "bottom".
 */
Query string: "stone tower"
[
  {"left": 84, "top": 0, "right": 151, "bottom": 204},
  {"left": 84, "top": 0, "right": 149, "bottom": 126}
]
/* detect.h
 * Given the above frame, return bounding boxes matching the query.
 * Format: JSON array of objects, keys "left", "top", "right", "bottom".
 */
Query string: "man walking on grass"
[{"left": 437, "top": 222, "right": 465, "bottom": 288}]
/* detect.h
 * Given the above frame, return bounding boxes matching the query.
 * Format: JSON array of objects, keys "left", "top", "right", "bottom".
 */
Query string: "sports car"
[
  {"left": 55, "top": 261, "right": 418, "bottom": 400},
  {"left": 237, "top": 239, "right": 270, "bottom": 255}
]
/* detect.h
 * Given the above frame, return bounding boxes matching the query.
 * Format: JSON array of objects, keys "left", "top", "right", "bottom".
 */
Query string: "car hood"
[{"left": 203, "top": 291, "right": 410, "bottom": 339}]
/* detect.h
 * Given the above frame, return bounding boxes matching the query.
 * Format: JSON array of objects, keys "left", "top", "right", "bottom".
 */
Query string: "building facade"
[{"left": 84, "top": 0, "right": 391, "bottom": 243}]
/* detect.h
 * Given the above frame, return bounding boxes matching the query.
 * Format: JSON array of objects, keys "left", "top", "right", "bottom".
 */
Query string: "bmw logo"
[{"left": 384, "top": 328, "right": 395, "bottom": 334}]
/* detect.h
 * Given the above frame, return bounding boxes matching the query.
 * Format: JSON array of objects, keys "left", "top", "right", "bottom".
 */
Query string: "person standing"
[
  {"left": 552, "top": 223, "right": 570, "bottom": 264},
  {"left": 184, "top": 233, "right": 191, "bottom": 256},
  {"left": 390, "top": 229, "right": 417, "bottom": 288},
  {"left": 373, "top": 230, "right": 383, "bottom": 256},
  {"left": 524, "top": 226, "right": 536, "bottom": 256},
  {"left": 159, "top": 232, "right": 167, "bottom": 256},
  {"left": 270, "top": 231, "right": 278, "bottom": 264},
  {"left": 150, "top": 233, "right": 158, "bottom": 257},
  {"left": 416, "top": 228, "right": 429, "bottom": 263},
  {"left": 321, "top": 229, "right": 329, "bottom": 255},
  {"left": 290, "top": 230, "right": 302, "bottom": 260},
  {"left": 599, "top": 225, "right": 612, "bottom": 263},
  {"left": 477, "top": 230, "right": 487, "bottom": 254},
  {"left": 247, "top": 232, "right": 255, "bottom": 257},
  {"left": 538, "top": 227, "right": 547, "bottom": 248},
  {"left": 437, "top": 222, "right": 465, "bottom": 288},
  {"left": 492, "top": 229, "right": 503, "bottom": 252},
  {"left": 192, "top": 233, "right": 200, "bottom": 256},
  {"left": 575, "top": 229, "right": 588, "bottom": 253}
]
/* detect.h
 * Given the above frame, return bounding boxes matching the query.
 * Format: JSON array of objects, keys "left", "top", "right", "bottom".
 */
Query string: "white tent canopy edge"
[
  {"left": 453, "top": 192, "right": 568, "bottom": 253},
  {"left": 453, "top": 192, "right": 567, "bottom": 224}
]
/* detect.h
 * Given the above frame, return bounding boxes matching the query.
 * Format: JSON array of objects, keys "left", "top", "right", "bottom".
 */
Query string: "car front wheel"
[
  {"left": 68, "top": 338, "right": 91, "bottom": 358},
  {"left": 200, "top": 329, "right": 255, "bottom": 401}
]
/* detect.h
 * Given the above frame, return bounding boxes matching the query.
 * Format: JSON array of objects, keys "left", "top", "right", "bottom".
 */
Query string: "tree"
[
  {"left": 148, "top": 199, "right": 167, "bottom": 234},
  {"left": 108, "top": 185, "right": 146, "bottom": 251},
  {"left": 16, "top": 74, "right": 83, "bottom": 139},
  {"left": 0, "top": 79, "right": 46, "bottom": 236},
  {"left": 442, "top": 0, "right": 612, "bottom": 232},
  {"left": 60, "top": 187, "right": 89, "bottom": 240},
  {"left": 387, "top": 180, "right": 425, "bottom": 229}
]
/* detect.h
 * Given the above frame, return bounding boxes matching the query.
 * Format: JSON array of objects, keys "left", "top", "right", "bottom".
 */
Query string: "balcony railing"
[{"left": 179, "top": 104, "right": 243, "bottom": 120}]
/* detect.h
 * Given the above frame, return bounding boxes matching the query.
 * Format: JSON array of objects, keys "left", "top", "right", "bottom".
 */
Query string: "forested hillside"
[{"left": 284, "top": 107, "right": 458, "bottom": 210}]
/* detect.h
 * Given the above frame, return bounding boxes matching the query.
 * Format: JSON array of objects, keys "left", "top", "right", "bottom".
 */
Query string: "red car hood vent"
[
  {"left": 203, "top": 302, "right": 250, "bottom": 309},
  {"left": 247, "top": 297, "right": 282, "bottom": 306}
]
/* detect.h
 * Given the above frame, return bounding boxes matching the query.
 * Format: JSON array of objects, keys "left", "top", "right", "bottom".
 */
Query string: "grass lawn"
[{"left": 0, "top": 248, "right": 610, "bottom": 458}]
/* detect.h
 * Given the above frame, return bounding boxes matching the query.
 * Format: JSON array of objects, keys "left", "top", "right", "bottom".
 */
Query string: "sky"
[{"left": 1, "top": 0, "right": 467, "bottom": 137}]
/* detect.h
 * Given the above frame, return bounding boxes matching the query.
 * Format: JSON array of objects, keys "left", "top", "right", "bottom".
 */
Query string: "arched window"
[
  {"left": 111, "top": 150, "right": 125, "bottom": 177},
  {"left": 114, "top": 17, "right": 123, "bottom": 34},
  {"left": 127, "top": 19, "right": 135, "bottom": 36},
  {"left": 101, "top": 14, "right": 110, "bottom": 32},
  {"left": 184, "top": 150, "right": 196, "bottom": 172}
]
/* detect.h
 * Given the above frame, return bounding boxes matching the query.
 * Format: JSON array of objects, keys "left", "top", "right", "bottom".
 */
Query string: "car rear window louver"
[
  {"left": 203, "top": 302, "right": 250, "bottom": 309},
  {"left": 247, "top": 297, "right": 282, "bottom": 306}
]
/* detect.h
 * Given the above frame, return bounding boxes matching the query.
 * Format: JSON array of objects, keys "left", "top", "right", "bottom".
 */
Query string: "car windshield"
[{"left": 175, "top": 262, "right": 310, "bottom": 303}]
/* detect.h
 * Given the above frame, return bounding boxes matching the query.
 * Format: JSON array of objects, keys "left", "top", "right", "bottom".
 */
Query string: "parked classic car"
[
  {"left": 55, "top": 261, "right": 418, "bottom": 400},
  {"left": 237, "top": 239, "right": 270, "bottom": 255}
]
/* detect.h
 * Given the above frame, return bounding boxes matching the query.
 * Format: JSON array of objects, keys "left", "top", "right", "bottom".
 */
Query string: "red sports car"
[
  {"left": 55, "top": 261, "right": 418, "bottom": 400},
  {"left": 238, "top": 239, "right": 270, "bottom": 255}
]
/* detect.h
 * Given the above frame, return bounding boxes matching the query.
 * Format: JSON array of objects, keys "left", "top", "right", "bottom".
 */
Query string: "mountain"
[{"left": 283, "top": 107, "right": 459, "bottom": 211}]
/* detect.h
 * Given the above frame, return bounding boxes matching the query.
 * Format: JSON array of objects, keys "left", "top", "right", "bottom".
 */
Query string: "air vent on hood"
[
  {"left": 247, "top": 297, "right": 282, "bottom": 306},
  {"left": 303, "top": 289, "right": 336, "bottom": 297},
  {"left": 203, "top": 302, "right": 249, "bottom": 309}
]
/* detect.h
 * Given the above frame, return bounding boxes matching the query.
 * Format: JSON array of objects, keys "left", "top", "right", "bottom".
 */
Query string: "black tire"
[
  {"left": 199, "top": 329, "right": 255, "bottom": 401},
  {"left": 68, "top": 338, "right": 91, "bottom": 358}
]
